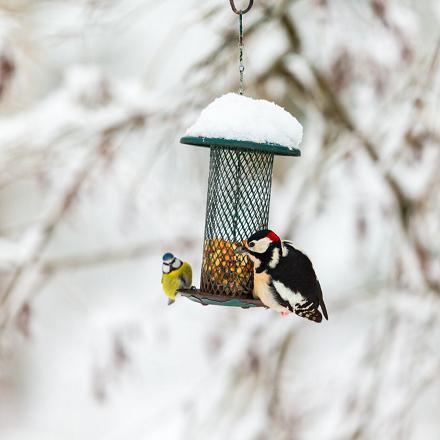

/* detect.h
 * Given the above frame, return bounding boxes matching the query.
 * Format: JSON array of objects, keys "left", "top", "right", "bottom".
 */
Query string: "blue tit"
[{"left": 161, "top": 252, "right": 192, "bottom": 305}]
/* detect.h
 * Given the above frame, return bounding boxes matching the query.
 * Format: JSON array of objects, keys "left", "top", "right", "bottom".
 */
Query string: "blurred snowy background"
[{"left": 0, "top": 0, "right": 440, "bottom": 439}]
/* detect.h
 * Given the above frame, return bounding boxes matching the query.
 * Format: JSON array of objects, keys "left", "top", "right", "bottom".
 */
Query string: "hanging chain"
[
  {"left": 239, "top": 12, "right": 244, "bottom": 95},
  {"left": 229, "top": 1, "right": 254, "bottom": 95}
]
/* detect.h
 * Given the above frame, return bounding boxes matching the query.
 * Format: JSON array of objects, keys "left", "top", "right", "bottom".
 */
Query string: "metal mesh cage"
[
  {"left": 201, "top": 146, "right": 274, "bottom": 298},
  {"left": 178, "top": 132, "right": 299, "bottom": 307}
]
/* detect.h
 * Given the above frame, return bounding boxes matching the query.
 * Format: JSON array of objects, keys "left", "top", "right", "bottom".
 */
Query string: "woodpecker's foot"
[{"left": 280, "top": 310, "right": 290, "bottom": 317}]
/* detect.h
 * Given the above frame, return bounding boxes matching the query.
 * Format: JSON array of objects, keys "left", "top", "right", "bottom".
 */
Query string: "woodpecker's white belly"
[
  {"left": 253, "top": 271, "right": 290, "bottom": 313},
  {"left": 272, "top": 280, "right": 305, "bottom": 309}
]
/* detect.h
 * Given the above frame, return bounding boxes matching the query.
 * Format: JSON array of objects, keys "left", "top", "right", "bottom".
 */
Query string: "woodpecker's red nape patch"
[{"left": 266, "top": 231, "right": 280, "bottom": 242}]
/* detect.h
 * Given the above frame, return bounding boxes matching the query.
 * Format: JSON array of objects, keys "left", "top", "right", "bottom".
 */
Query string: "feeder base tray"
[{"left": 178, "top": 289, "right": 266, "bottom": 309}]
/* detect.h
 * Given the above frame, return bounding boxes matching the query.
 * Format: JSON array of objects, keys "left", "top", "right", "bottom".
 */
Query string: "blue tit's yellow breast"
[
  {"left": 162, "top": 271, "right": 181, "bottom": 300},
  {"left": 161, "top": 262, "right": 192, "bottom": 300}
]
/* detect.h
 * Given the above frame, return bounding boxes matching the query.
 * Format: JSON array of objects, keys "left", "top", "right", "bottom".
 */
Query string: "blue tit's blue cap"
[{"left": 162, "top": 252, "right": 174, "bottom": 262}]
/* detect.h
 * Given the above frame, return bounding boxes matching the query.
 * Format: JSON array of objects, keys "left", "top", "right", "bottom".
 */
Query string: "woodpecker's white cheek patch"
[
  {"left": 281, "top": 243, "right": 289, "bottom": 257},
  {"left": 273, "top": 280, "right": 305, "bottom": 308},
  {"left": 254, "top": 237, "right": 271, "bottom": 254},
  {"left": 269, "top": 247, "right": 280, "bottom": 268}
]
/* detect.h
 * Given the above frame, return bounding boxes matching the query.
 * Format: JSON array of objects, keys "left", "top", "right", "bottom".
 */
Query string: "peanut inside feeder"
[{"left": 201, "top": 239, "right": 253, "bottom": 296}]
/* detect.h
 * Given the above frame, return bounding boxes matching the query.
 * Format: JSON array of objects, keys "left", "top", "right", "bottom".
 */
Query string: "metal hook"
[{"left": 229, "top": 0, "right": 254, "bottom": 15}]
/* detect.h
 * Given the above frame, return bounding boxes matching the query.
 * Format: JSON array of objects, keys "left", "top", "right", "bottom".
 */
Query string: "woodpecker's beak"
[{"left": 234, "top": 245, "right": 247, "bottom": 255}]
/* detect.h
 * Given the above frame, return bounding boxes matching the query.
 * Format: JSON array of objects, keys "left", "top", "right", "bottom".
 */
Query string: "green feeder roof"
[{"left": 180, "top": 136, "right": 301, "bottom": 157}]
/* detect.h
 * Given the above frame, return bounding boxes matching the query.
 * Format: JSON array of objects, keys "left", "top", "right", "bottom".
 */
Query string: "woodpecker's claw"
[{"left": 280, "top": 311, "right": 290, "bottom": 317}]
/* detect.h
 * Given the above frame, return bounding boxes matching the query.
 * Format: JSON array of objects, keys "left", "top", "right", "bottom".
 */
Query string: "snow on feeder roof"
[{"left": 181, "top": 93, "right": 302, "bottom": 157}]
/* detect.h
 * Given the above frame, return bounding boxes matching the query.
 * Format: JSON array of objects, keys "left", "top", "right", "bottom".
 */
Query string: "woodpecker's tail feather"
[
  {"left": 320, "top": 297, "right": 328, "bottom": 320},
  {"left": 295, "top": 308, "right": 322, "bottom": 323},
  {"left": 316, "top": 278, "right": 328, "bottom": 320}
]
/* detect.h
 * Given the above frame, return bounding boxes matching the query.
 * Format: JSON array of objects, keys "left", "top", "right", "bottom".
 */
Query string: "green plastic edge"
[
  {"left": 180, "top": 136, "right": 301, "bottom": 157},
  {"left": 186, "top": 295, "right": 259, "bottom": 309}
]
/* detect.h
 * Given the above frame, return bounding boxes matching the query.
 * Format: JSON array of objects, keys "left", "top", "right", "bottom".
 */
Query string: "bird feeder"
[{"left": 177, "top": 1, "right": 302, "bottom": 308}]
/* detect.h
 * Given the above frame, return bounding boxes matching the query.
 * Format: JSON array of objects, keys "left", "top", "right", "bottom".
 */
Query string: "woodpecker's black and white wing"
[{"left": 268, "top": 241, "right": 328, "bottom": 323}]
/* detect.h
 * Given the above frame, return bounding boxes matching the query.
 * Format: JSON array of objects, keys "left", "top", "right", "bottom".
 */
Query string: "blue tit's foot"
[{"left": 168, "top": 299, "right": 175, "bottom": 306}]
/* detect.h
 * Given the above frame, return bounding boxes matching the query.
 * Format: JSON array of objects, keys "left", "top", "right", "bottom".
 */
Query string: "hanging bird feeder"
[{"left": 178, "top": 0, "right": 302, "bottom": 309}]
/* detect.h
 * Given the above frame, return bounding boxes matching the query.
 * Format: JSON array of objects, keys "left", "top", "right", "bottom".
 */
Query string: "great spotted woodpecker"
[{"left": 235, "top": 229, "right": 328, "bottom": 323}]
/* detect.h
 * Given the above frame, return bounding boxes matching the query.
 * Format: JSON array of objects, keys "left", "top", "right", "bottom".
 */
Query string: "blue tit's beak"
[{"left": 234, "top": 245, "right": 247, "bottom": 255}]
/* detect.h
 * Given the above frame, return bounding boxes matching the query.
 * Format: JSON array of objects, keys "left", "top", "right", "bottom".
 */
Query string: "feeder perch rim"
[
  {"left": 178, "top": 289, "right": 266, "bottom": 309},
  {"left": 180, "top": 136, "right": 301, "bottom": 157}
]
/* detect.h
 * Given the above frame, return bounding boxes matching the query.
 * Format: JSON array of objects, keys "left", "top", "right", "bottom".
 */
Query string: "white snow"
[{"left": 185, "top": 93, "right": 303, "bottom": 150}]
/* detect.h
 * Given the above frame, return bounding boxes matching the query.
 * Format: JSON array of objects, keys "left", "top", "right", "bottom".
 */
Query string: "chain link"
[{"left": 229, "top": 0, "right": 254, "bottom": 15}]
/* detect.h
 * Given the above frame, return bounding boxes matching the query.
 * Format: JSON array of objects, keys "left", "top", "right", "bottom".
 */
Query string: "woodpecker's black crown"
[{"left": 247, "top": 229, "right": 280, "bottom": 243}]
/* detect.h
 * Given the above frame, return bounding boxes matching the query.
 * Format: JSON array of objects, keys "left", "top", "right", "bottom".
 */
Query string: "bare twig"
[
  {"left": 0, "top": 114, "right": 146, "bottom": 325},
  {"left": 41, "top": 238, "right": 196, "bottom": 274},
  {"left": 273, "top": 13, "right": 440, "bottom": 294}
]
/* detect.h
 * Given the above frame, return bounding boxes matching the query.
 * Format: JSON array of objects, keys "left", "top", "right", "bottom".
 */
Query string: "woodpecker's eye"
[{"left": 249, "top": 241, "right": 255, "bottom": 248}]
